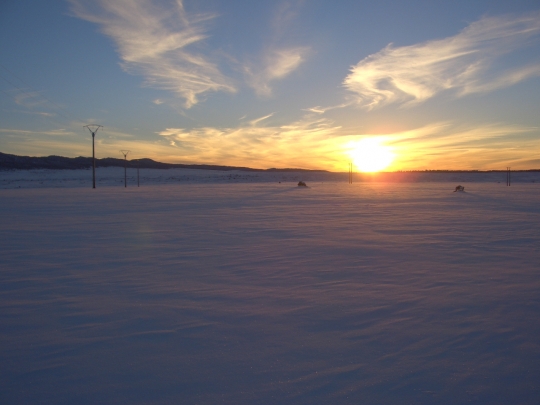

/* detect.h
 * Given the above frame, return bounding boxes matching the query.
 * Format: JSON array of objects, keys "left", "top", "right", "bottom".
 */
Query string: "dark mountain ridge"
[
  {"left": 0, "top": 152, "right": 326, "bottom": 172},
  {"left": 2, "top": 152, "right": 539, "bottom": 173}
]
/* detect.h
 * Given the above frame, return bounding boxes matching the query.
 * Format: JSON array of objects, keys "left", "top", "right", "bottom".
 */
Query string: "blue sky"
[{"left": 1, "top": 0, "right": 540, "bottom": 170}]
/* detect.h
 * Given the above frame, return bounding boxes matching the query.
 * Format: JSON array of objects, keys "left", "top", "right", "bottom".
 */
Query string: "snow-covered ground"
[
  {"left": 1, "top": 166, "right": 540, "bottom": 188},
  {"left": 1, "top": 172, "right": 540, "bottom": 404}
]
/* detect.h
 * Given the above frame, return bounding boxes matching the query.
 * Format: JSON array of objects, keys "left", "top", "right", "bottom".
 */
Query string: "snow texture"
[{"left": 1, "top": 169, "right": 540, "bottom": 404}]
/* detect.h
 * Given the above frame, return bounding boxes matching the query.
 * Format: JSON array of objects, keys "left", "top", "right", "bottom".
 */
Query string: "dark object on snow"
[
  {"left": 454, "top": 185, "right": 465, "bottom": 192},
  {"left": 298, "top": 181, "right": 307, "bottom": 187}
]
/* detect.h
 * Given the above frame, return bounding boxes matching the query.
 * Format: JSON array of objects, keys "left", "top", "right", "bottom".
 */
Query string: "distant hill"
[
  {"left": 3, "top": 152, "right": 539, "bottom": 173},
  {"left": 0, "top": 152, "right": 327, "bottom": 172}
]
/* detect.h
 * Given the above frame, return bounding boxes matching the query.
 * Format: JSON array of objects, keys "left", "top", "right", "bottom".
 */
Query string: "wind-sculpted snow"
[{"left": 1, "top": 181, "right": 539, "bottom": 404}]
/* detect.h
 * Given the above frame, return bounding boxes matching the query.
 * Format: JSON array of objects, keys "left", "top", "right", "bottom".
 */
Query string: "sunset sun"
[{"left": 349, "top": 138, "right": 395, "bottom": 172}]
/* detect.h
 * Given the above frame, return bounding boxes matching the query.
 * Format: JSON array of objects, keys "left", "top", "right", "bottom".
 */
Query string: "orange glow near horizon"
[{"left": 348, "top": 138, "right": 395, "bottom": 172}]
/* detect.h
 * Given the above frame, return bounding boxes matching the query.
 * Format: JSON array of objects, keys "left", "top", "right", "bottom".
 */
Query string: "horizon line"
[{"left": 1, "top": 151, "right": 539, "bottom": 173}]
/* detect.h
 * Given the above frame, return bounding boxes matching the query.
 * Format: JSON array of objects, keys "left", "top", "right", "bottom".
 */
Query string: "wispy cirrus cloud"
[
  {"left": 14, "top": 91, "right": 47, "bottom": 108},
  {"left": 0, "top": 125, "right": 188, "bottom": 160},
  {"left": 158, "top": 114, "right": 342, "bottom": 169},
  {"left": 248, "top": 113, "right": 275, "bottom": 126},
  {"left": 304, "top": 102, "right": 354, "bottom": 115},
  {"left": 381, "top": 122, "right": 539, "bottom": 170},
  {"left": 157, "top": 118, "right": 539, "bottom": 170},
  {"left": 344, "top": 12, "right": 540, "bottom": 109},
  {"left": 245, "top": 47, "right": 310, "bottom": 96},
  {"left": 0, "top": 128, "right": 75, "bottom": 136},
  {"left": 68, "top": 0, "right": 235, "bottom": 108},
  {"left": 244, "top": 1, "right": 310, "bottom": 96}
]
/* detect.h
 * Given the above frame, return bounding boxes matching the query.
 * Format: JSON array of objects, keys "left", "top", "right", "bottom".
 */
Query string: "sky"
[{"left": 1, "top": 0, "right": 540, "bottom": 171}]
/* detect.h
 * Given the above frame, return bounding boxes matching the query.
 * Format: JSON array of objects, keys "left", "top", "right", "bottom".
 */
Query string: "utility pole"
[
  {"left": 121, "top": 150, "right": 130, "bottom": 187},
  {"left": 84, "top": 125, "right": 103, "bottom": 189}
]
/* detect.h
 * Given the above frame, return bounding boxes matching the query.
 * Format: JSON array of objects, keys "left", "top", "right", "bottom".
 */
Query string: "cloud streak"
[
  {"left": 0, "top": 128, "right": 75, "bottom": 136},
  {"left": 69, "top": 0, "right": 235, "bottom": 108},
  {"left": 344, "top": 12, "right": 540, "bottom": 109},
  {"left": 2, "top": 119, "right": 535, "bottom": 171},
  {"left": 248, "top": 113, "right": 275, "bottom": 126},
  {"left": 381, "top": 122, "right": 539, "bottom": 170},
  {"left": 245, "top": 47, "right": 310, "bottom": 96},
  {"left": 157, "top": 118, "right": 540, "bottom": 171},
  {"left": 243, "top": 1, "right": 310, "bottom": 96},
  {"left": 158, "top": 114, "right": 342, "bottom": 169}
]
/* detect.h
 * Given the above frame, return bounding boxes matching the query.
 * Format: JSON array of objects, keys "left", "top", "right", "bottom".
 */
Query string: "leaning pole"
[{"left": 84, "top": 125, "right": 103, "bottom": 189}]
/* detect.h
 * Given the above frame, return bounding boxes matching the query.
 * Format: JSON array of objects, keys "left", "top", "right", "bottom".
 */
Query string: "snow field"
[{"left": 1, "top": 181, "right": 539, "bottom": 404}]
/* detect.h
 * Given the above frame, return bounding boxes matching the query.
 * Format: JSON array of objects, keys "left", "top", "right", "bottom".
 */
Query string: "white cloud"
[
  {"left": 246, "top": 46, "right": 310, "bottom": 96},
  {"left": 344, "top": 12, "right": 540, "bottom": 109},
  {"left": 68, "top": 0, "right": 235, "bottom": 108},
  {"left": 157, "top": 114, "right": 342, "bottom": 169},
  {"left": 155, "top": 118, "right": 540, "bottom": 170},
  {"left": 0, "top": 128, "right": 75, "bottom": 136},
  {"left": 380, "top": 122, "right": 539, "bottom": 170},
  {"left": 242, "top": 0, "right": 310, "bottom": 96},
  {"left": 14, "top": 91, "right": 46, "bottom": 108},
  {"left": 248, "top": 113, "right": 274, "bottom": 126},
  {"left": 304, "top": 102, "right": 354, "bottom": 114}
]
